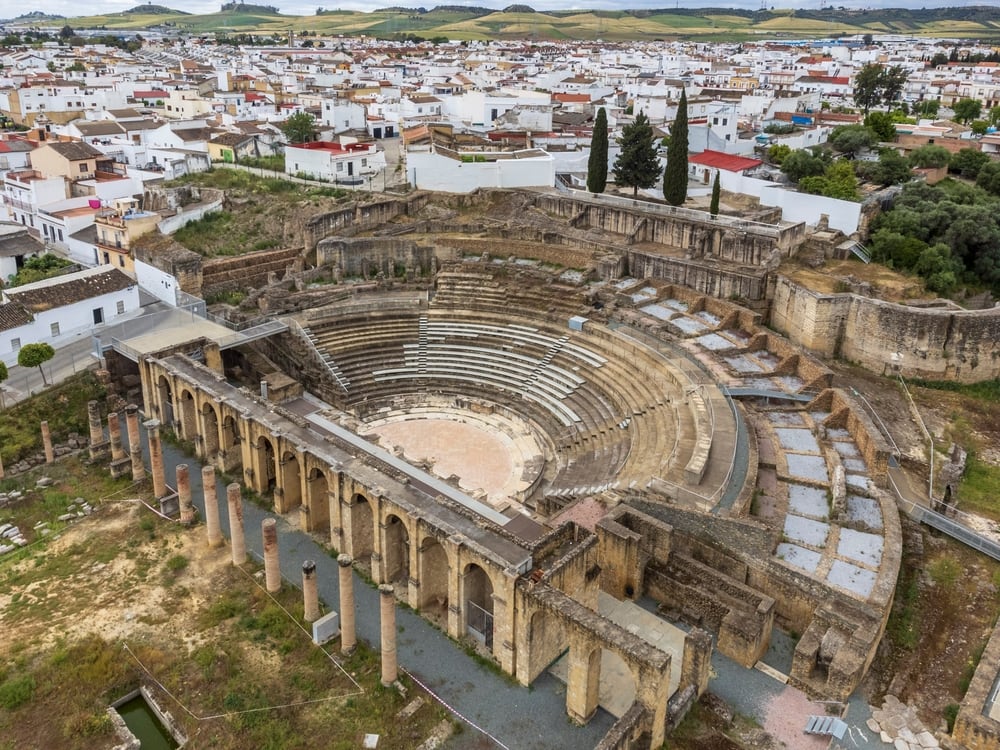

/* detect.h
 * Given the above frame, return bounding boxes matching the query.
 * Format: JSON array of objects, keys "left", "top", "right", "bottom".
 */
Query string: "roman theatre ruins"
[{"left": 109, "top": 186, "right": 983, "bottom": 748}]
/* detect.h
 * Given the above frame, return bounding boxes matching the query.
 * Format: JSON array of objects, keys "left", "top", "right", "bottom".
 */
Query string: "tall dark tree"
[
  {"left": 662, "top": 89, "right": 689, "bottom": 206},
  {"left": 952, "top": 98, "right": 982, "bottom": 124},
  {"left": 880, "top": 66, "right": 907, "bottom": 106},
  {"left": 709, "top": 170, "right": 721, "bottom": 216},
  {"left": 853, "top": 64, "right": 884, "bottom": 115},
  {"left": 611, "top": 110, "right": 661, "bottom": 197},
  {"left": 586, "top": 107, "right": 608, "bottom": 194}
]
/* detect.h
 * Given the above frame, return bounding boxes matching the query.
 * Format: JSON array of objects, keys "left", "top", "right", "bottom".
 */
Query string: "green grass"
[
  {"left": 955, "top": 452, "right": 1000, "bottom": 519},
  {"left": 911, "top": 378, "right": 1000, "bottom": 403},
  {"left": 0, "top": 372, "right": 106, "bottom": 465}
]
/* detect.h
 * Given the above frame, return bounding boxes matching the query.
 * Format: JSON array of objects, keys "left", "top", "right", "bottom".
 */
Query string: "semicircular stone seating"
[{"left": 300, "top": 304, "right": 701, "bottom": 501}]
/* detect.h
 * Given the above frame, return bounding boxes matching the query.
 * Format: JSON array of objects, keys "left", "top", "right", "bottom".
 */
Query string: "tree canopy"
[
  {"left": 17, "top": 343, "right": 55, "bottom": 386},
  {"left": 586, "top": 107, "right": 608, "bottom": 194},
  {"left": 611, "top": 110, "right": 661, "bottom": 197},
  {"left": 828, "top": 124, "right": 878, "bottom": 157},
  {"left": 662, "top": 90, "right": 689, "bottom": 206},
  {"left": 853, "top": 64, "right": 907, "bottom": 115},
  {"left": 780, "top": 148, "right": 828, "bottom": 182},
  {"left": 281, "top": 111, "right": 317, "bottom": 144},
  {"left": 953, "top": 98, "right": 983, "bottom": 124}
]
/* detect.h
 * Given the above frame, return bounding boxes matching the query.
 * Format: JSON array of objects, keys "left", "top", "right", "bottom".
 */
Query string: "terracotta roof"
[
  {"left": 6, "top": 267, "right": 134, "bottom": 313},
  {"left": 0, "top": 301, "right": 32, "bottom": 333},
  {"left": 74, "top": 121, "right": 126, "bottom": 137},
  {"left": 689, "top": 149, "right": 763, "bottom": 173},
  {"left": 41, "top": 140, "right": 104, "bottom": 161}
]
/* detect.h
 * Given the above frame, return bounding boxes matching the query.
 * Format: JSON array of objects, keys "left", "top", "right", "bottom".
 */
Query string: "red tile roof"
[{"left": 688, "top": 149, "right": 762, "bottom": 173}]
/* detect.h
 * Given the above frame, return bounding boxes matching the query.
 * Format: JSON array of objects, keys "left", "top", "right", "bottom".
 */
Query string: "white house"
[
  {"left": 0, "top": 265, "right": 140, "bottom": 365},
  {"left": 285, "top": 140, "right": 386, "bottom": 184},
  {"left": 406, "top": 144, "right": 555, "bottom": 193}
]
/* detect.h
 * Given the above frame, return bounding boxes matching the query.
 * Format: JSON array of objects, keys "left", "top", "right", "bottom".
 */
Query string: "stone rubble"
[{"left": 866, "top": 695, "right": 939, "bottom": 749}]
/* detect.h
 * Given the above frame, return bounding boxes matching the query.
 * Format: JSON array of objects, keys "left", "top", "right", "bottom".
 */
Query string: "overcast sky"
[{"left": 5, "top": 0, "right": 994, "bottom": 24}]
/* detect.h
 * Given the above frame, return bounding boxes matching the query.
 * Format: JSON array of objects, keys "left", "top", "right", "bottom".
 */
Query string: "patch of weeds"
[
  {"left": 944, "top": 702, "right": 960, "bottom": 733},
  {"left": 0, "top": 674, "right": 35, "bottom": 709}
]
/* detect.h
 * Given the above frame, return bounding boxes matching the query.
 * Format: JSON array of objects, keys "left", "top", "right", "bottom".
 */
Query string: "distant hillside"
[
  {"left": 124, "top": 4, "right": 188, "bottom": 15},
  {"left": 8, "top": 10, "right": 65, "bottom": 21},
  {"left": 54, "top": 4, "right": 1000, "bottom": 41}
]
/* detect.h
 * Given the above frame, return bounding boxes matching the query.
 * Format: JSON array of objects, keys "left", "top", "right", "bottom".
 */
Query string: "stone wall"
[
  {"left": 316, "top": 237, "right": 440, "bottom": 278},
  {"left": 770, "top": 276, "right": 1000, "bottom": 383},
  {"left": 201, "top": 247, "right": 301, "bottom": 296},
  {"left": 626, "top": 252, "right": 769, "bottom": 303},
  {"left": 954, "top": 621, "right": 1000, "bottom": 750},
  {"left": 133, "top": 235, "right": 203, "bottom": 298},
  {"left": 746, "top": 331, "right": 834, "bottom": 392},
  {"left": 303, "top": 194, "right": 432, "bottom": 251}
]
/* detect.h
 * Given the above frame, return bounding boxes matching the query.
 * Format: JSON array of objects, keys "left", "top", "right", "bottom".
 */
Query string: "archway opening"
[
  {"left": 178, "top": 389, "right": 197, "bottom": 442},
  {"left": 463, "top": 563, "right": 494, "bottom": 649},
  {"left": 279, "top": 451, "right": 302, "bottom": 513},
  {"left": 156, "top": 375, "right": 173, "bottom": 426},
  {"left": 305, "top": 467, "right": 329, "bottom": 533},
  {"left": 350, "top": 493, "right": 374, "bottom": 565},
  {"left": 201, "top": 403, "right": 220, "bottom": 459},
  {"left": 383, "top": 514, "right": 410, "bottom": 587},
  {"left": 257, "top": 436, "right": 276, "bottom": 493},
  {"left": 418, "top": 536, "right": 449, "bottom": 624}
]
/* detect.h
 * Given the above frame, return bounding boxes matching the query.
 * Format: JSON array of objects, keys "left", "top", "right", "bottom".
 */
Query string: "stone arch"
[
  {"left": 525, "top": 607, "right": 568, "bottom": 684},
  {"left": 418, "top": 535, "right": 450, "bottom": 619},
  {"left": 278, "top": 450, "right": 302, "bottom": 514},
  {"left": 201, "top": 402, "right": 220, "bottom": 460},
  {"left": 178, "top": 388, "right": 197, "bottom": 442},
  {"left": 156, "top": 375, "right": 174, "bottom": 425},
  {"left": 256, "top": 435, "right": 277, "bottom": 493},
  {"left": 219, "top": 413, "right": 242, "bottom": 473},
  {"left": 349, "top": 493, "right": 374, "bottom": 564},
  {"left": 382, "top": 513, "right": 410, "bottom": 587},
  {"left": 304, "top": 466, "right": 329, "bottom": 533},
  {"left": 572, "top": 644, "right": 603, "bottom": 724},
  {"left": 462, "top": 563, "right": 495, "bottom": 649}
]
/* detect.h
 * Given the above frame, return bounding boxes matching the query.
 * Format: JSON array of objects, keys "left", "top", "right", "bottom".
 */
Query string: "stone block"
[{"left": 312, "top": 610, "right": 340, "bottom": 645}]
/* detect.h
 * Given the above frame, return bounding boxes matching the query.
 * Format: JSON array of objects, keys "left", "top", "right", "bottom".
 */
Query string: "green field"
[{"left": 11, "top": 5, "right": 1000, "bottom": 40}]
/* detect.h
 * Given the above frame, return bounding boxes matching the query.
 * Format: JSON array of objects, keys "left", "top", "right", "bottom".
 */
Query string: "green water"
[{"left": 116, "top": 696, "right": 178, "bottom": 750}]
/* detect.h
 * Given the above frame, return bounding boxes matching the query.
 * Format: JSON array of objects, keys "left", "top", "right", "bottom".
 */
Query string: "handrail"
[
  {"left": 286, "top": 318, "right": 349, "bottom": 394},
  {"left": 850, "top": 386, "right": 901, "bottom": 459},
  {"left": 897, "top": 374, "right": 934, "bottom": 501}
]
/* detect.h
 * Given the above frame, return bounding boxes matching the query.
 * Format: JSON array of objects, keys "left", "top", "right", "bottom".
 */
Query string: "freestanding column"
[
  {"left": 0, "top": 451, "right": 4, "bottom": 479},
  {"left": 379, "top": 584, "right": 397, "bottom": 686},
  {"left": 87, "top": 400, "right": 108, "bottom": 459},
  {"left": 108, "top": 413, "right": 126, "bottom": 460},
  {"left": 303, "top": 561, "right": 319, "bottom": 623},
  {"left": 338, "top": 554, "right": 356, "bottom": 655},
  {"left": 202, "top": 466, "right": 223, "bottom": 548},
  {"left": 227, "top": 483, "right": 246, "bottom": 565},
  {"left": 144, "top": 419, "right": 166, "bottom": 499},
  {"left": 125, "top": 405, "right": 145, "bottom": 482},
  {"left": 41, "top": 421, "right": 54, "bottom": 464},
  {"left": 262, "top": 518, "right": 281, "bottom": 592},
  {"left": 177, "top": 464, "right": 194, "bottom": 525}
]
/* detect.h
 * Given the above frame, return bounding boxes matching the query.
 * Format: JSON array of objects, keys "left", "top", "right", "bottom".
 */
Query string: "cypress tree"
[
  {"left": 710, "top": 171, "right": 721, "bottom": 216},
  {"left": 587, "top": 107, "right": 608, "bottom": 194},
  {"left": 611, "top": 110, "right": 662, "bottom": 197},
  {"left": 663, "top": 89, "right": 689, "bottom": 206}
]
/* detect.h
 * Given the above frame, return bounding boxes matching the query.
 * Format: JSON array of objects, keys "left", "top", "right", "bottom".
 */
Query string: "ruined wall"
[
  {"left": 746, "top": 331, "right": 834, "bottom": 391},
  {"left": 769, "top": 276, "right": 851, "bottom": 357},
  {"left": 954, "top": 622, "right": 1000, "bottom": 750},
  {"left": 316, "top": 237, "right": 439, "bottom": 277},
  {"left": 133, "top": 235, "right": 203, "bottom": 297},
  {"left": 202, "top": 247, "right": 300, "bottom": 295},
  {"left": 841, "top": 296, "right": 1000, "bottom": 383},
  {"left": 627, "top": 252, "right": 769, "bottom": 302},
  {"left": 303, "top": 194, "right": 432, "bottom": 251},
  {"left": 771, "top": 276, "right": 1000, "bottom": 383}
]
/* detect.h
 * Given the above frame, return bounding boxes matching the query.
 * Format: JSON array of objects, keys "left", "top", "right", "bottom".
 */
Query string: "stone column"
[
  {"left": 303, "top": 561, "right": 319, "bottom": 623},
  {"left": 0, "top": 451, "right": 4, "bottom": 479},
  {"left": 379, "top": 584, "right": 397, "bottom": 686},
  {"left": 227, "top": 483, "right": 246, "bottom": 566},
  {"left": 338, "top": 554, "right": 356, "bottom": 655},
  {"left": 108, "top": 413, "right": 126, "bottom": 461},
  {"left": 262, "top": 518, "right": 281, "bottom": 593},
  {"left": 177, "top": 464, "right": 195, "bottom": 525},
  {"left": 87, "top": 400, "right": 108, "bottom": 460},
  {"left": 125, "top": 405, "right": 145, "bottom": 482},
  {"left": 144, "top": 419, "right": 166, "bottom": 499},
  {"left": 41, "top": 421, "right": 54, "bottom": 464},
  {"left": 202, "top": 465, "right": 223, "bottom": 548}
]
